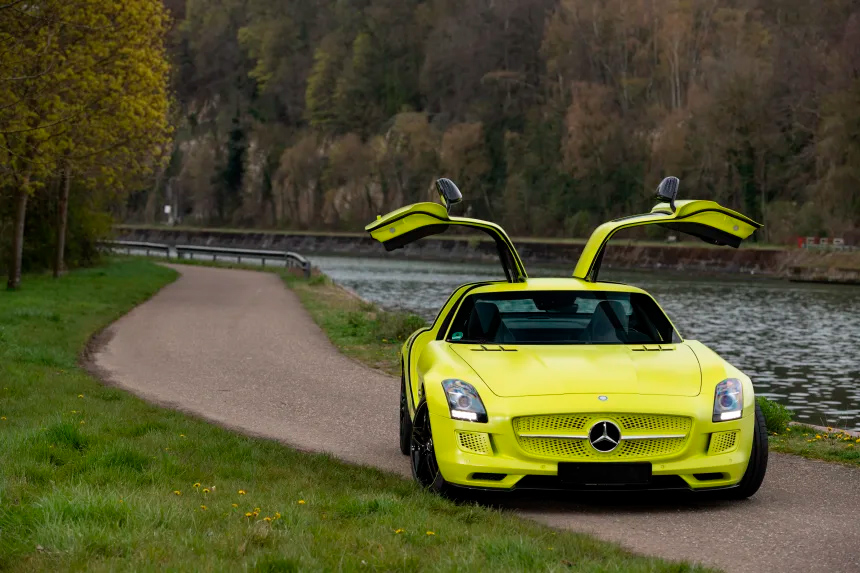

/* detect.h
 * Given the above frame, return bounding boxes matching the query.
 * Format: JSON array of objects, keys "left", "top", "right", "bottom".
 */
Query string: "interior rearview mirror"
[
  {"left": 656, "top": 176, "right": 680, "bottom": 213},
  {"left": 435, "top": 178, "right": 462, "bottom": 213}
]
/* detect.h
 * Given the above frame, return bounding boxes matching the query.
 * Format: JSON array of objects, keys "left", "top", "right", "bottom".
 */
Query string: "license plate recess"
[{"left": 557, "top": 462, "right": 652, "bottom": 485}]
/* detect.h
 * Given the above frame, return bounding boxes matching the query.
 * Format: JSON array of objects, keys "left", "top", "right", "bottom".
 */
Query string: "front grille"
[
  {"left": 513, "top": 413, "right": 691, "bottom": 461},
  {"left": 456, "top": 431, "right": 492, "bottom": 455},
  {"left": 708, "top": 430, "right": 739, "bottom": 455},
  {"left": 513, "top": 413, "right": 691, "bottom": 435}
]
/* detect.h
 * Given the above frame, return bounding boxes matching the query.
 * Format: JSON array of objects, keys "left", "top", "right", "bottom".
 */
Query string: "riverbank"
[
  {"left": 115, "top": 224, "right": 860, "bottom": 282},
  {"left": 0, "top": 259, "right": 704, "bottom": 572}
]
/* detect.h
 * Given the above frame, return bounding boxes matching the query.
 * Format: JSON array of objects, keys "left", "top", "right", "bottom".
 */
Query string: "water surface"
[{"left": 312, "top": 255, "right": 860, "bottom": 430}]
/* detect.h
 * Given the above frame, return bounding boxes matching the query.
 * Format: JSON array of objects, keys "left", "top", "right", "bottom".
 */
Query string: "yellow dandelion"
[
  {"left": 252, "top": 511, "right": 259, "bottom": 517},
  {"left": 245, "top": 512, "right": 252, "bottom": 517},
  {"left": 263, "top": 517, "right": 272, "bottom": 522},
  {"left": 0, "top": 417, "right": 6, "bottom": 421},
  {"left": 173, "top": 490, "right": 182, "bottom": 496},
  {"left": 394, "top": 529, "right": 404, "bottom": 534},
  {"left": 202, "top": 488, "right": 210, "bottom": 494},
  {"left": 238, "top": 489, "right": 246, "bottom": 495},
  {"left": 274, "top": 512, "right": 281, "bottom": 519},
  {"left": 232, "top": 503, "right": 238, "bottom": 508},
  {"left": 70, "top": 410, "right": 77, "bottom": 414},
  {"left": 426, "top": 531, "right": 435, "bottom": 536},
  {"left": 254, "top": 507, "right": 261, "bottom": 512},
  {"left": 193, "top": 482, "right": 201, "bottom": 488},
  {"left": 200, "top": 505, "right": 207, "bottom": 511},
  {"left": 815, "top": 434, "right": 822, "bottom": 439},
  {"left": 180, "top": 434, "right": 186, "bottom": 438},
  {"left": 80, "top": 420, "right": 85, "bottom": 425},
  {"left": 297, "top": 500, "right": 306, "bottom": 505},
  {"left": 119, "top": 499, "right": 124, "bottom": 504},
  {"left": 856, "top": 438, "right": 860, "bottom": 443},
  {"left": 78, "top": 394, "right": 84, "bottom": 398}
]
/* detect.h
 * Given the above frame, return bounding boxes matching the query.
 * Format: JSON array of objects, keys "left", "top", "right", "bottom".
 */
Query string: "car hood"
[{"left": 450, "top": 344, "right": 702, "bottom": 398}]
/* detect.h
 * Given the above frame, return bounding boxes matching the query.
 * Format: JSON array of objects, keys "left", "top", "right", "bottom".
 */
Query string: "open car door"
[
  {"left": 574, "top": 177, "right": 763, "bottom": 282},
  {"left": 365, "top": 179, "right": 528, "bottom": 283}
]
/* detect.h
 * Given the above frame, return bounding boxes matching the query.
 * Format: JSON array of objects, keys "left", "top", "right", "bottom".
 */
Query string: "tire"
[
  {"left": 399, "top": 372, "right": 412, "bottom": 456},
  {"left": 410, "top": 400, "right": 448, "bottom": 493},
  {"left": 723, "top": 403, "right": 769, "bottom": 500}
]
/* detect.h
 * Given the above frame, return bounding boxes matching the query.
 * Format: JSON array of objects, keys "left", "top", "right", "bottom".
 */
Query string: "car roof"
[{"left": 465, "top": 277, "right": 649, "bottom": 296}]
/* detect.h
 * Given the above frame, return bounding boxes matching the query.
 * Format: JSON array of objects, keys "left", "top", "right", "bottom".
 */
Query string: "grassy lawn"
[
  {"left": 0, "top": 259, "right": 709, "bottom": 572},
  {"left": 281, "top": 273, "right": 422, "bottom": 377},
  {"left": 768, "top": 425, "right": 860, "bottom": 466}
]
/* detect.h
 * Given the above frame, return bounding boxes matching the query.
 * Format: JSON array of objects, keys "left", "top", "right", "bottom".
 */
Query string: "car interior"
[{"left": 450, "top": 292, "right": 674, "bottom": 345}]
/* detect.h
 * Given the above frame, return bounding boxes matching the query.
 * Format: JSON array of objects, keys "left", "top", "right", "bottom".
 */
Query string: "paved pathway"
[{"left": 94, "top": 265, "right": 860, "bottom": 573}]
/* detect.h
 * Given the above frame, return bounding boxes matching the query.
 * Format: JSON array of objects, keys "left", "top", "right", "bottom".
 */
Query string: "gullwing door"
[
  {"left": 574, "top": 177, "right": 763, "bottom": 282},
  {"left": 365, "top": 179, "right": 528, "bottom": 283}
]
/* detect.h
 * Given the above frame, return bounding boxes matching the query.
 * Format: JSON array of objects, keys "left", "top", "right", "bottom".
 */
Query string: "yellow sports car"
[{"left": 365, "top": 177, "right": 768, "bottom": 498}]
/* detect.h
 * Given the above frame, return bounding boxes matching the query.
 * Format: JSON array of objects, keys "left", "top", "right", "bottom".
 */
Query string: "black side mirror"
[
  {"left": 656, "top": 176, "right": 680, "bottom": 213},
  {"left": 435, "top": 178, "right": 462, "bottom": 213}
]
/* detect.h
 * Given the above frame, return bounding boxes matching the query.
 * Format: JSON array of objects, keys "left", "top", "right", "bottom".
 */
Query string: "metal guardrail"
[
  {"left": 100, "top": 241, "right": 312, "bottom": 278},
  {"left": 175, "top": 244, "right": 311, "bottom": 277},
  {"left": 101, "top": 240, "right": 171, "bottom": 257}
]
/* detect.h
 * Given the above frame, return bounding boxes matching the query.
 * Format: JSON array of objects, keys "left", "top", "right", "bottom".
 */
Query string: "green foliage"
[
  {"left": 0, "top": 0, "right": 172, "bottom": 285},
  {"left": 0, "top": 259, "right": 715, "bottom": 571},
  {"left": 756, "top": 397, "right": 794, "bottom": 434}
]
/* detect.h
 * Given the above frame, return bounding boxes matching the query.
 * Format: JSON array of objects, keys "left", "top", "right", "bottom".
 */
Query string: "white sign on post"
[{"left": 164, "top": 205, "right": 172, "bottom": 215}]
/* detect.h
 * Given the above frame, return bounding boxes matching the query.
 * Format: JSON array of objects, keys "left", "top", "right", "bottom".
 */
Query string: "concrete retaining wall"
[{"left": 115, "top": 226, "right": 796, "bottom": 275}]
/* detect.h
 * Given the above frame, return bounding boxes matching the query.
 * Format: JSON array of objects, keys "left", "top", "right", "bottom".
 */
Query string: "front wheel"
[
  {"left": 723, "top": 403, "right": 769, "bottom": 499},
  {"left": 410, "top": 401, "right": 448, "bottom": 493}
]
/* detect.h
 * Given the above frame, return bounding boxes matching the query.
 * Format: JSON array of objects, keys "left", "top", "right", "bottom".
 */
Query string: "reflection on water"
[{"left": 312, "top": 255, "right": 860, "bottom": 430}]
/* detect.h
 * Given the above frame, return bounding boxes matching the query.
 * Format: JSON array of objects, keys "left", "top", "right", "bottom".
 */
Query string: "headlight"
[
  {"left": 442, "top": 379, "right": 487, "bottom": 423},
  {"left": 713, "top": 378, "right": 743, "bottom": 422}
]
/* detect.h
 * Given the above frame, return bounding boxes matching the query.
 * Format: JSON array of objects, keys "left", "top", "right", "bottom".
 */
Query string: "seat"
[
  {"left": 467, "top": 301, "right": 502, "bottom": 342},
  {"left": 584, "top": 300, "right": 629, "bottom": 343}
]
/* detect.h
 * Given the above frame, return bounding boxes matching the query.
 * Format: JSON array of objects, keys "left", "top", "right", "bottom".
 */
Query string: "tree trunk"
[
  {"left": 54, "top": 163, "right": 71, "bottom": 278},
  {"left": 7, "top": 183, "right": 29, "bottom": 290}
]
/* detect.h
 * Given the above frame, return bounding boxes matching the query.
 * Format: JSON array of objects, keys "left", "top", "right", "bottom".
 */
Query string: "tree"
[{"left": 0, "top": 0, "right": 171, "bottom": 288}]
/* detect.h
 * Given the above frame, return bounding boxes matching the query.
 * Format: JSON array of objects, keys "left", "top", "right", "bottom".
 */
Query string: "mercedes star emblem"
[{"left": 588, "top": 420, "right": 622, "bottom": 452}]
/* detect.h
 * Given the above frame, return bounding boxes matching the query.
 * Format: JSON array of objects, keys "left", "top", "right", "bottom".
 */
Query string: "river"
[{"left": 311, "top": 255, "right": 860, "bottom": 431}]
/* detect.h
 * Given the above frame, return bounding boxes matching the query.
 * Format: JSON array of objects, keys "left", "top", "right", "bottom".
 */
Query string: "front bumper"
[{"left": 429, "top": 393, "right": 755, "bottom": 491}]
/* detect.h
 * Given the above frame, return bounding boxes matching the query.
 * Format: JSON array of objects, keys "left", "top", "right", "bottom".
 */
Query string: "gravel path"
[{"left": 93, "top": 264, "right": 860, "bottom": 573}]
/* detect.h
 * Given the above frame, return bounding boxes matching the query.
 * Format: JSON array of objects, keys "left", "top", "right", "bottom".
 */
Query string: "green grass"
[
  {"left": 0, "top": 259, "right": 711, "bottom": 572},
  {"left": 282, "top": 273, "right": 425, "bottom": 376},
  {"left": 768, "top": 425, "right": 860, "bottom": 466}
]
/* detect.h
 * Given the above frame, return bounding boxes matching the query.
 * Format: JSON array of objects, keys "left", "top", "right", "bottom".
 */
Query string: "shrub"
[
  {"left": 374, "top": 310, "right": 427, "bottom": 342},
  {"left": 756, "top": 397, "right": 793, "bottom": 434}
]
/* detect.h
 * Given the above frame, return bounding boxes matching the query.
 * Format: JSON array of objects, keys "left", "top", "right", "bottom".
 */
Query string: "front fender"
[{"left": 687, "top": 340, "right": 755, "bottom": 411}]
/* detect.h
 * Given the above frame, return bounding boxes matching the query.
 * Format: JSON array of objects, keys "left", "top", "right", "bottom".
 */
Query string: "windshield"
[{"left": 446, "top": 291, "right": 679, "bottom": 345}]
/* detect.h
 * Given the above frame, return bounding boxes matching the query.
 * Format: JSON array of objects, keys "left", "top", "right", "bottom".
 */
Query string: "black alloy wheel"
[
  {"left": 723, "top": 403, "right": 769, "bottom": 499},
  {"left": 410, "top": 401, "right": 447, "bottom": 492},
  {"left": 399, "top": 373, "right": 412, "bottom": 456}
]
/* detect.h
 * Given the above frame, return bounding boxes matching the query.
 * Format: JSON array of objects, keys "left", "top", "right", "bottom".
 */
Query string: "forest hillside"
[{"left": 136, "top": 0, "right": 860, "bottom": 244}]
